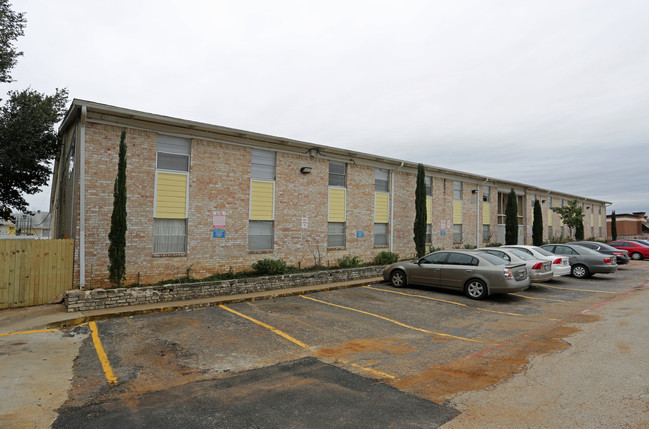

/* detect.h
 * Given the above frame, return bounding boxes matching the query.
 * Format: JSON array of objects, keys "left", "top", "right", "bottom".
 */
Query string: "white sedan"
[{"left": 501, "top": 245, "right": 571, "bottom": 278}]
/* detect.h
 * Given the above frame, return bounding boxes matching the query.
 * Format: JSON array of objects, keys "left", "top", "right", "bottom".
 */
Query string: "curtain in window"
[{"left": 153, "top": 219, "right": 187, "bottom": 253}]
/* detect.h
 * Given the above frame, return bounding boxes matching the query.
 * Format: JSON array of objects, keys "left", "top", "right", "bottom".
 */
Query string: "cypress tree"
[
  {"left": 576, "top": 220, "right": 584, "bottom": 240},
  {"left": 532, "top": 199, "right": 543, "bottom": 246},
  {"left": 611, "top": 211, "right": 617, "bottom": 240},
  {"left": 505, "top": 189, "right": 518, "bottom": 245},
  {"left": 108, "top": 129, "right": 127, "bottom": 287},
  {"left": 413, "top": 163, "right": 427, "bottom": 257}
]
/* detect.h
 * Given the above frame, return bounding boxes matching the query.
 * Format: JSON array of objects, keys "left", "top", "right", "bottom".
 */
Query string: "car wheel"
[
  {"left": 630, "top": 252, "right": 642, "bottom": 260},
  {"left": 390, "top": 270, "right": 406, "bottom": 288},
  {"left": 465, "top": 279, "right": 488, "bottom": 300},
  {"left": 571, "top": 264, "right": 589, "bottom": 278}
]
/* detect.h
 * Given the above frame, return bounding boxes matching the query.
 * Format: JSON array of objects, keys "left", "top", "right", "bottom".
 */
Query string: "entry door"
[{"left": 518, "top": 225, "right": 525, "bottom": 245}]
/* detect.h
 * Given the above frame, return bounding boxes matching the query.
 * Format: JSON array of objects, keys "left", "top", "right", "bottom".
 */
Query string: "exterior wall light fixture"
[{"left": 300, "top": 166, "right": 312, "bottom": 174}]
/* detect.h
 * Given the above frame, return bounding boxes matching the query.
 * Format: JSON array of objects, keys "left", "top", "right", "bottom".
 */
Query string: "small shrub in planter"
[
  {"left": 463, "top": 244, "right": 477, "bottom": 249},
  {"left": 252, "top": 258, "right": 288, "bottom": 276},
  {"left": 374, "top": 251, "right": 399, "bottom": 265},
  {"left": 427, "top": 246, "right": 443, "bottom": 254},
  {"left": 337, "top": 255, "right": 362, "bottom": 268},
  {"left": 486, "top": 242, "right": 502, "bottom": 247}
]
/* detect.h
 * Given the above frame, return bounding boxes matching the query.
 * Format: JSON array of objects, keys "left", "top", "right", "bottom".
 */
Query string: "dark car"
[
  {"left": 382, "top": 249, "right": 530, "bottom": 300},
  {"left": 569, "top": 241, "right": 630, "bottom": 265},
  {"left": 607, "top": 240, "right": 649, "bottom": 260},
  {"left": 541, "top": 244, "right": 618, "bottom": 278},
  {"left": 626, "top": 239, "right": 649, "bottom": 247}
]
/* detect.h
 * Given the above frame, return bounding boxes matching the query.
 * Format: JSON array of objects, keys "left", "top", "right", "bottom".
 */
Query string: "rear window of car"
[
  {"left": 534, "top": 247, "right": 555, "bottom": 257},
  {"left": 447, "top": 252, "right": 479, "bottom": 266},
  {"left": 479, "top": 252, "right": 508, "bottom": 266},
  {"left": 578, "top": 246, "right": 605, "bottom": 255},
  {"left": 509, "top": 249, "right": 535, "bottom": 260}
]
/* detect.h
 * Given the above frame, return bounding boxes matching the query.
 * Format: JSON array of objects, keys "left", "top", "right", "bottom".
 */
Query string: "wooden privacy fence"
[{"left": 0, "top": 239, "right": 74, "bottom": 309}]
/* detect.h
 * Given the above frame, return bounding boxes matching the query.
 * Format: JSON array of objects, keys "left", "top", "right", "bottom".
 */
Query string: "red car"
[{"left": 607, "top": 240, "right": 649, "bottom": 260}]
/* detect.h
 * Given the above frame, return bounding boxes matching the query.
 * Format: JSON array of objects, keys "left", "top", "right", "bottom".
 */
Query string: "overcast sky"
[{"left": 7, "top": 0, "right": 649, "bottom": 215}]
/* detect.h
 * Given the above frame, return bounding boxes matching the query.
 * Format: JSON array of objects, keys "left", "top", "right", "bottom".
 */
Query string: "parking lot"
[{"left": 3, "top": 261, "right": 649, "bottom": 427}]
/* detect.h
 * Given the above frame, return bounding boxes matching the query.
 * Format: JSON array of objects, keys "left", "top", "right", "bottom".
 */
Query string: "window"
[
  {"left": 453, "top": 224, "right": 462, "bottom": 243},
  {"left": 375, "top": 168, "right": 389, "bottom": 192},
  {"left": 251, "top": 149, "right": 276, "bottom": 180},
  {"left": 453, "top": 181, "right": 462, "bottom": 200},
  {"left": 548, "top": 226, "right": 552, "bottom": 238},
  {"left": 548, "top": 197, "right": 552, "bottom": 207},
  {"left": 555, "top": 245, "right": 577, "bottom": 255},
  {"left": 425, "top": 176, "right": 432, "bottom": 196},
  {"left": 420, "top": 252, "right": 447, "bottom": 264},
  {"left": 328, "top": 222, "right": 345, "bottom": 247},
  {"left": 249, "top": 220, "right": 274, "bottom": 250},
  {"left": 482, "top": 224, "right": 490, "bottom": 242},
  {"left": 329, "top": 161, "right": 346, "bottom": 187},
  {"left": 483, "top": 185, "right": 490, "bottom": 202},
  {"left": 153, "top": 219, "right": 187, "bottom": 254},
  {"left": 154, "top": 135, "right": 190, "bottom": 254},
  {"left": 599, "top": 227, "right": 602, "bottom": 237},
  {"left": 591, "top": 226, "right": 594, "bottom": 237},
  {"left": 447, "top": 252, "right": 478, "bottom": 266},
  {"left": 561, "top": 226, "right": 565, "bottom": 236},
  {"left": 497, "top": 192, "right": 523, "bottom": 225},
  {"left": 374, "top": 223, "right": 388, "bottom": 246},
  {"left": 426, "top": 224, "right": 432, "bottom": 244}
]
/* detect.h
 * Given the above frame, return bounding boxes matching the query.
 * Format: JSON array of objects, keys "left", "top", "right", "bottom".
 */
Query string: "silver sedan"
[
  {"left": 382, "top": 250, "right": 530, "bottom": 300},
  {"left": 476, "top": 247, "right": 553, "bottom": 282}
]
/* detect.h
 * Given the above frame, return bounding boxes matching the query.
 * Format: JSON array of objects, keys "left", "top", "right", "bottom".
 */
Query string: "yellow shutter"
[
  {"left": 453, "top": 200, "right": 462, "bottom": 224},
  {"left": 426, "top": 197, "right": 432, "bottom": 224},
  {"left": 548, "top": 210, "right": 553, "bottom": 226},
  {"left": 375, "top": 193, "right": 389, "bottom": 223},
  {"left": 483, "top": 202, "right": 490, "bottom": 225},
  {"left": 329, "top": 188, "right": 346, "bottom": 222},
  {"left": 156, "top": 172, "right": 187, "bottom": 219},
  {"left": 250, "top": 181, "right": 274, "bottom": 220}
]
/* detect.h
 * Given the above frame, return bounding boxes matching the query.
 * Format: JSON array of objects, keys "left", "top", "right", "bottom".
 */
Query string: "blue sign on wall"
[
  {"left": 440, "top": 230, "right": 446, "bottom": 236},
  {"left": 356, "top": 231, "right": 364, "bottom": 238},
  {"left": 213, "top": 228, "right": 225, "bottom": 238}
]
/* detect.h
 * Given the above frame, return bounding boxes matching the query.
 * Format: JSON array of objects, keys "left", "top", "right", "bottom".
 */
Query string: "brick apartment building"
[
  {"left": 50, "top": 100, "right": 609, "bottom": 288},
  {"left": 607, "top": 212, "right": 649, "bottom": 239}
]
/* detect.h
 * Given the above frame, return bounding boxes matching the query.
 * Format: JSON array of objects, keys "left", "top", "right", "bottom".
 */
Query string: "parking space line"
[
  {"left": 89, "top": 321, "right": 117, "bottom": 385},
  {"left": 509, "top": 293, "right": 567, "bottom": 303},
  {"left": 219, "top": 304, "right": 395, "bottom": 380},
  {"left": 0, "top": 328, "right": 60, "bottom": 337},
  {"left": 533, "top": 283, "right": 617, "bottom": 294},
  {"left": 300, "top": 295, "right": 486, "bottom": 344},
  {"left": 363, "top": 286, "right": 524, "bottom": 317}
]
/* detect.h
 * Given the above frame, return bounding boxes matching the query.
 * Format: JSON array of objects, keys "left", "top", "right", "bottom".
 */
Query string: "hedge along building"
[{"left": 50, "top": 100, "right": 610, "bottom": 289}]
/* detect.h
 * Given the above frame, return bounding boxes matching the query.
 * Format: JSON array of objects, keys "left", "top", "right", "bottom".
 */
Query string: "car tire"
[
  {"left": 390, "top": 270, "right": 406, "bottom": 288},
  {"left": 465, "top": 279, "right": 488, "bottom": 300},
  {"left": 630, "top": 252, "right": 642, "bottom": 260},
  {"left": 571, "top": 264, "right": 589, "bottom": 279}
]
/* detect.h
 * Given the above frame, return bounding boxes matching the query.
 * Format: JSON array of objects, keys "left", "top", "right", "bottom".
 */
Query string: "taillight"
[
  {"left": 503, "top": 269, "right": 513, "bottom": 279},
  {"left": 613, "top": 253, "right": 624, "bottom": 256},
  {"left": 604, "top": 258, "right": 612, "bottom": 264},
  {"left": 532, "top": 262, "right": 542, "bottom": 270},
  {"left": 553, "top": 258, "right": 562, "bottom": 264}
]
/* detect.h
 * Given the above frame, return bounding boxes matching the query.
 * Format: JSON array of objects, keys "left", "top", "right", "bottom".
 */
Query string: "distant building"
[
  {"left": 607, "top": 212, "right": 649, "bottom": 239},
  {"left": 0, "top": 211, "right": 52, "bottom": 238}
]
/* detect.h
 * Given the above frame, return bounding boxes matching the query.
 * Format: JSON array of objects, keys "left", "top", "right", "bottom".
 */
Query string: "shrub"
[
  {"left": 486, "top": 242, "right": 502, "bottom": 247},
  {"left": 337, "top": 255, "right": 362, "bottom": 268},
  {"left": 251, "top": 258, "right": 288, "bottom": 276},
  {"left": 428, "top": 246, "right": 443, "bottom": 253},
  {"left": 374, "top": 251, "right": 399, "bottom": 265},
  {"left": 463, "top": 244, "right": 477, "bottom": 249}
]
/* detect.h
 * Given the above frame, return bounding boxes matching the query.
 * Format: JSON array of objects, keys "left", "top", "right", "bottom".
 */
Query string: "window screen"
[
  {"left": 453, "top": 224, "right": 462, "bottom": 243},
  {"left": 251, "top": 149, "right": 276, "bottom": 180},
  {"left": 157, "top": 135, "right": 190, "bottom": 171},
  {"left": 374, "top": 223, "right": 388, "bottom": 246},
  {"left": 375, "top": 168, "right": 389, "bottom": 192},
  {"left": 329, "top": 162, "right": 346, "bottom": 187},
  {"left": 249, "top": 220, "right": 274, "bottom": 250},
  {"left": 425, "top": 176, "right": 432, "bottom": 196},
  {"left": 453, "top": 181, "right": 462, "bottom": 200},
  {"left": 153, "top": 219, "right": 187, "bottom": 253},
  {"left": 328, "top": 222, "right": 345, "bottom": 247}
]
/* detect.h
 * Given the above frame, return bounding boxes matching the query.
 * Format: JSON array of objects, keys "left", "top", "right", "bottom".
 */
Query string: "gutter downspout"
[
  {"left": 390, "top": 162, "right": 405, "bottom": 252},
  {"left": 79, "top": 106, "right": 87, "bottom": 288}
]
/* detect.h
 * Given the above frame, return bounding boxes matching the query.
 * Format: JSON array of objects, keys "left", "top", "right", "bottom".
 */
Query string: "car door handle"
[
  {"left": 434, "top": 268, "right": 441, "bottom": 272},
  {"left": 464, "top": 269, "right": 473, "bottom": 273}
]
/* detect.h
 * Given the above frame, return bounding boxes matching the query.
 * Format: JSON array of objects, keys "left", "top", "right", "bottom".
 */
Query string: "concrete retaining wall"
[{"left": 64, "top": 266, "right": 384, "bottom": 312}]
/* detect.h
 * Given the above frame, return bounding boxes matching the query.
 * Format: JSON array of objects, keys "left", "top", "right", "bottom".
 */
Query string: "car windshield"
[
  {"left": 534, "top": 247, "right": 555, "bottom": 257},
  {"left": 479, "top": 252, "right": 509, "bottom": 266},
  {"left": 509, "top": 249, "right": 535, "bottom": 260}
]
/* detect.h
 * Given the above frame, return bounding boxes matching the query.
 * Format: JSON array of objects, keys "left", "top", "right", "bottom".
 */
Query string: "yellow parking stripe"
[
  {"left": 301, "top": 295, "right": 485, "bottom": 344},
  {"left": 219, "top": 304, "right": 394, "bottom": 380},
  {"left": 89, "top": 321, "right": 117, "bottom": 385},
  {"left": 533, "top": 283, "right": 616, "bottom": 294},
  {"left": 510, "top": 293, "right": 567, "bottom": 303},
  {"left": 0, "top": 328, "right": 60, "bottom": 337},
  {"left": 363, "top": 286, "right": 524, "bottom": 317}
]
